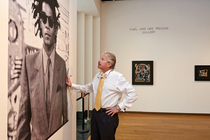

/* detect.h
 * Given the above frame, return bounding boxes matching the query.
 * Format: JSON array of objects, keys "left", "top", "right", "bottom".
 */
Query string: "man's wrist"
[{"left": 117, "top": 105, "right": 121, "bottom": 111}]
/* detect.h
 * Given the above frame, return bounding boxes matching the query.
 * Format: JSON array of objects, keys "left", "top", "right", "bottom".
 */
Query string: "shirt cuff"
[
  {"left": 118, "top": 103, "right": 127, "bottom": 112},
  {"left": 71, "top": 83, "right": 76, "bottom": 88},
  {"left": 71, "top": 83, "right": 82, "bottom": 93}
]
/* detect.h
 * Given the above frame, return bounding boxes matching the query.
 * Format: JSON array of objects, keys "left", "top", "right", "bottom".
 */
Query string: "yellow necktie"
[{"left": 95, "top": 73, "right": 106, "bottom": 111}]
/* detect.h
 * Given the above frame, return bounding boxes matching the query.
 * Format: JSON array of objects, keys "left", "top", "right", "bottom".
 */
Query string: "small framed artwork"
[
  {"left": 195, "top": 65, "right": 210, "bottom": 81},
  {"left": 132, "top": 61, "right": 153, "bottom": 85}
]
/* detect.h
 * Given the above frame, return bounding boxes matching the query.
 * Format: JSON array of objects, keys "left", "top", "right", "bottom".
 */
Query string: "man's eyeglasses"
[{"left": 39, "top": 11, "right": 54, "bottom": 28}]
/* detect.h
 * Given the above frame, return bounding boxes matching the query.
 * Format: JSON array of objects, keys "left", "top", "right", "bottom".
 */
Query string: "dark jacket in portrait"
[{"left": 16, "top": 49, "right": 68, "bottom": 140}]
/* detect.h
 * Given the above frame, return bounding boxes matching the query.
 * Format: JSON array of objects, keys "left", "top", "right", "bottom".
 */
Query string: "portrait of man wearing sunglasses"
[{"left": 16, "top": 0, "right": 68, "bottom": 139}]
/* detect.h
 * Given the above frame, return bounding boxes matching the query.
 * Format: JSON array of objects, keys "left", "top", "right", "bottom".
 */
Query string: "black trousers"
[{"left": 91, "top": 108, "right": 119, "bottom": 140}]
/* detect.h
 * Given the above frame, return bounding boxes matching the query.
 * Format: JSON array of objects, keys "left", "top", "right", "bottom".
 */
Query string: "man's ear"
[{"left": 107, "top": 63, "right": 112, "bottom": 68}]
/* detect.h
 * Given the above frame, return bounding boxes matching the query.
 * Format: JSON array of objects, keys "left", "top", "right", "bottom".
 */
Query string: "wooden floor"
[
  {"left": 115, "top": 113, "right": 210, "bottom": 140},
  {"left": 87, "top": 113, "right": 210, "bottom": 140}
]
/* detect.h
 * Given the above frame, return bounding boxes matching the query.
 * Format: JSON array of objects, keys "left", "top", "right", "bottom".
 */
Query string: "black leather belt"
[{"left": 95, "top": 108, "right": 107, "bottom": 112}]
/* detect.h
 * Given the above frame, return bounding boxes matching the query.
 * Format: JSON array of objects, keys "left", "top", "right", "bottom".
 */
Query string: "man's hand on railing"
[{"left": 82, "top": 92, "right": 85, "bottom": 98}]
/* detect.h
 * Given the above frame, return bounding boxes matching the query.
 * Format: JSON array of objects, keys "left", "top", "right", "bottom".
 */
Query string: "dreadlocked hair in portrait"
[{"left": 32, "top": 0, "right": 61, "bottom": 38}]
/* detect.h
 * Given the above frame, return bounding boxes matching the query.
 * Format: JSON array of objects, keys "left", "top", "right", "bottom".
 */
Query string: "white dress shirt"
[{"left": 71, "top": 70, "right": 138, "bottom": 111}]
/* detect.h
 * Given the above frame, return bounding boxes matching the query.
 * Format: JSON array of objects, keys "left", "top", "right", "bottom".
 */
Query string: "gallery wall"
[
  {"left": 0, "top": 1, "right": 8, "bottom": 139},
  {"left": 101, "top": 0, "right": 210, "bottom": 114},
  {"left": 77, "top": 0, "right": 102, "bottom": 112}
]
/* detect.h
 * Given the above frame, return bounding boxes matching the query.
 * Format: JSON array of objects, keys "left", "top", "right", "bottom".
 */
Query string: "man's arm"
[
  {"left": 16, "top": 56, "right": 31, "bottom": 140},
  {"left": 106, "top": 74, "right": 138, "bottom": 116},
  {"left": 117, "top": 75, "right": 138, "bottom": 111},
  {"left": 66, "top": 74, "right": 93, "bottom": 94}
]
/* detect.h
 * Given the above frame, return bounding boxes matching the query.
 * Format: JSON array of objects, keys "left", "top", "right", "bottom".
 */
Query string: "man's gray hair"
[{"left": 103, "top": 51, "right": 116, "bottom": 69}]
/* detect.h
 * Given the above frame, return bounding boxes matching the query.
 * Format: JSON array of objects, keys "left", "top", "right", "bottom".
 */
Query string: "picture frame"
[
  {"left": 194, "top": 65, "right": 210, "bottom": 81},
  {"left": 132, "top": 61, "right": 153, "bottom": 85}
]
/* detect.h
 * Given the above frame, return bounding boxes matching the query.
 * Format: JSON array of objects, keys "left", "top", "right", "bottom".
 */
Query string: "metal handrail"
[
  {"left": 76, "top": 93, "right": 90, "bottom": 133},
  {"left": 76, "top": 93, "right": 90, "bottom": 101}
]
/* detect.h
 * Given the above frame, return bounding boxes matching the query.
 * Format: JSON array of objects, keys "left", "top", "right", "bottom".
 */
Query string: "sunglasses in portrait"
[{"left": 39, "top": 11, "right": 55, "bottom": 28}]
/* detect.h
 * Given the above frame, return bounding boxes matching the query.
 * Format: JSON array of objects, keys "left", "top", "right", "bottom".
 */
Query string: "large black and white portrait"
[{"left": 8, "top": 0, "right": 69, "bottom": 139}]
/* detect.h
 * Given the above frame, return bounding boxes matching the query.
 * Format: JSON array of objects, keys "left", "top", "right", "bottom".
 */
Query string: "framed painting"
[
  {"left": 132, "top": 61, "right": 153, "bottom": 85},
  {"left": 195, "top": 65, "right": 210, "bottom": 81}
]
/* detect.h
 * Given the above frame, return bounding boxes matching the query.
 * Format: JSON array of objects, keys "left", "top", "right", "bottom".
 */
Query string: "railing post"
[{"left": 77, "top": 93, "right": 89, "bottom": 133}]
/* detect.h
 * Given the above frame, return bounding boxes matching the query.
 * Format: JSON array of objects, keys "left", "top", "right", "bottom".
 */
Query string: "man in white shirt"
[{"left": 66, "top": 52, "right": 138, "bottom": 140}]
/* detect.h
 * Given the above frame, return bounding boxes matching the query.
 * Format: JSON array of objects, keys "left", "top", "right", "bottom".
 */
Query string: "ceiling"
[{"left": 77, "top": 0, "right": 100, "bottom": 17}]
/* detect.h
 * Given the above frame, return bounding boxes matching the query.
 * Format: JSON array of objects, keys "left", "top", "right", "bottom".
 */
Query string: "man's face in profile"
[
  {"left": 40, "top": 2, "right": 56, "bottom": 47},
  {"left": 98, "top": 54, "right": 111, "bottom": 72}
]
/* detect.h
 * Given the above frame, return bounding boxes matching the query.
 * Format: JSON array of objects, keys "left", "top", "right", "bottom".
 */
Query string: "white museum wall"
[
  {"left": 0, "top": 0, "right": 77, "bottom": 139},
  {"left": 77, "top": 0, "right": 101, "bottom": 112},
  {"left": 101, "top": 0, "right": 210, "bottom": 114},
  {"left": 76, "top": 14, "right": 101, "bottom": 112},
  {"left": 0, "top": 1, "right": 8, "bottom": 139}
]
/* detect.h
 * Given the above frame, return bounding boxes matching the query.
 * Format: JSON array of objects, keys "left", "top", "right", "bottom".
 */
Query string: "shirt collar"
[
  {"left": 99, "top": 69, "right": 112, "bottom": 78},
  {"left": 105, "top": 69, "right": 112, "bottom": 75}
]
